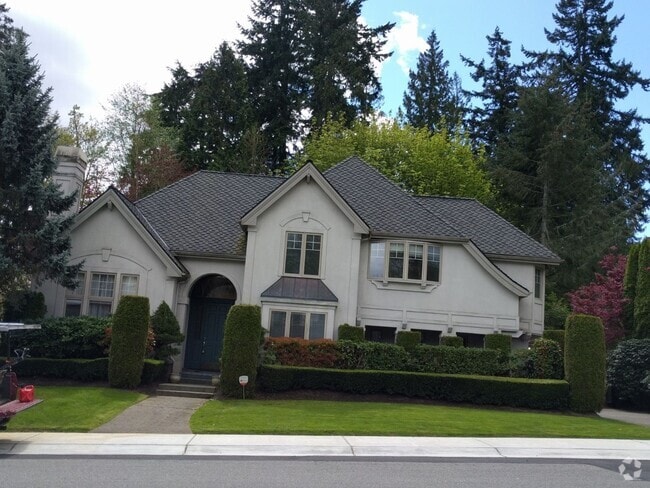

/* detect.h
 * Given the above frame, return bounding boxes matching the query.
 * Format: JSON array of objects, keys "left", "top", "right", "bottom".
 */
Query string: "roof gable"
[
  {"left": 73, "top": 187, "right": 186, "bottom": 277},
  {"left": 324, "top": 157, "right": 464, "bottom": 240},
  {"left": 241, "top": 162, "right": 369, "bottom": 234}
]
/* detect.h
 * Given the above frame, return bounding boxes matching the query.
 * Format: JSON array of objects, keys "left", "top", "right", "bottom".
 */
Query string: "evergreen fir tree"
[
  {"left": 0, "top": 5, "right": 81, "bottom": 295},
  {"left": 526, "top": 0, "right": 650, "bottom": 235},
  {"left": 403, "top": 29, "right": 466, "bottom": 133},
  {"left": 462, "top": 27, "right": 520, "bottom": 159}
]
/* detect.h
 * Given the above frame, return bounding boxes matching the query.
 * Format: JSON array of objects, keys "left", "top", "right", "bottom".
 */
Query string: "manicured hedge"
[
  {"left": 410, "top": 345, "right": 501, "bottom": 376},
  {"left": 109, "top": 296, "right": 150, "bottom": 389},
  {"left": 565, "top": 314, "right": 606, "bottom": 412},
  {"left": 440, "top": 336, "right": 463, "bottom": 348},
  {"left": 484, "top": 333, "right": 511, "bottom": 357},
  {"left": 220, "top": 305, "right": 263, "bottom": 397},
  {"left": 10, "top": 316, "right": 110, "bottom": 359},
  {"left": 12, "top": 358, "right": 165, "bottom": 384},
  {"left": 337, "top": 324, "right": 364, "bottom": 342},
  {"left": 258, "top": 365, "right": 569, "bottom": 410},
  {"left": 396, "top": 330, "right": 421, "bottom": 351},
  {"left": 607, "top": 339, "right": 650, "bottom": 411},
  {"left": 264, "top": 337, "right": 339, "bottom": 368},
  {"left": 531, "top": 338, "right": 563, "bottom": 380}
]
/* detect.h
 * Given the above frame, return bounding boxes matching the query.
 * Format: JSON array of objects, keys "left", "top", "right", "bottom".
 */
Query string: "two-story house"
[{"left": 39, "top": 149, "right": 560, "bottom": 374}]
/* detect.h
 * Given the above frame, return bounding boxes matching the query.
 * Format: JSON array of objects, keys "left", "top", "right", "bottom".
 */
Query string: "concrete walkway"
[
  {"left": 92, "top": 396, "right": 207, "bottom": 434},
  {"left": 599, "top": 408, "right": 650, "bottom": 427},
  {"left": 0, "top": 433, "right": 649, "bottom": 459}
]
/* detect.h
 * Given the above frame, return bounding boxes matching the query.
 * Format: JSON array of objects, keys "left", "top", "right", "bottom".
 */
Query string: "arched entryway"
[{"left": 184, "top": 274, "right": 236, "bottom": 371}]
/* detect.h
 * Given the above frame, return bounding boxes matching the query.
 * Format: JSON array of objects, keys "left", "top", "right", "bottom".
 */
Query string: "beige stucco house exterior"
[{"left": 40, "top": 149, "right": 561, "bottom": 375}]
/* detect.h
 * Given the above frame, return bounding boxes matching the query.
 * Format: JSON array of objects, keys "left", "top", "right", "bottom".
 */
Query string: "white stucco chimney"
[{"left": 53, "top": 146, "right": 88, "bottom": 216}]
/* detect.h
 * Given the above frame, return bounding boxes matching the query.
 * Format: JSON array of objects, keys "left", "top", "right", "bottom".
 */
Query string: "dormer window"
[{"left": 284, "top": 232, "right": 321, "bottom": 276}]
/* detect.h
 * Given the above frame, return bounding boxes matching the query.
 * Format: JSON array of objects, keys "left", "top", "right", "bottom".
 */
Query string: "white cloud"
[{"left": 384, "top": 11, "right": 429, "bottom": 76}]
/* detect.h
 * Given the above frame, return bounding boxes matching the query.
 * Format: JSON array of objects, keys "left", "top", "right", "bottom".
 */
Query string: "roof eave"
[{"left": 486, "top": 253, "right": 563, "bottom": 266}]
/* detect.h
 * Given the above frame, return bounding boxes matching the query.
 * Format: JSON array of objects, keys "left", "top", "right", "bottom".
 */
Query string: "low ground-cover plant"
[{"left": 258, "top": 365, "right": 569, "bottom": 410}]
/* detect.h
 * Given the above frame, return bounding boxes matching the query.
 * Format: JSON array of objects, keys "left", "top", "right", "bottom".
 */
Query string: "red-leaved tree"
[{"left": 567, "top": 251, "right": 628, "bottom": 345}]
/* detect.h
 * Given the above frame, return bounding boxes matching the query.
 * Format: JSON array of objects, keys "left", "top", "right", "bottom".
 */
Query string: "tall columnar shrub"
[
  {"left": 150, "top": 301, "right": 184, "bottom": 360},
  {"left": 635, "top": 240, "right": 650, "bottom": 339},
  {"left": 607, "top": 339, "right": 650, "bottom": 411},
  {"left": 337, "top": 324, "right": 364, "bottom": 342},
  {"left": 623, "top": 243, "right": 640, "bottom": 336},
  {"left": 108, "top": 296, "right": 150, "bottom": 388},
  {"left": 484, "top": 333, "right": 511, "bottom": 357},
  {"left": 220, "top": 305, "right": 262, "bottom": 397},
  {"left": 396, "top": 330, "right": 421, "bottom": 351},
  {"left": 564, "top": 314, "right": 606, "bottom": 412}
]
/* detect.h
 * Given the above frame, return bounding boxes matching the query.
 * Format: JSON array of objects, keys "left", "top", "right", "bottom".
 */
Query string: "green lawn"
[
  {"left": 6, "top": 386, "right": 146, "bottom": 432},
  {"left": 190, "top": 399, "right": 650, "bottom": 439}
]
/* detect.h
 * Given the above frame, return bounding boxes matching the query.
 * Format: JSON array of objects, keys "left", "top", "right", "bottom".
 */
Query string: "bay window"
[
  {"left": 269, "top": 310, "right": 326, "bottom": 340},
  {"left": 369, "top": 240, "right": 441, "bottom": 283}
]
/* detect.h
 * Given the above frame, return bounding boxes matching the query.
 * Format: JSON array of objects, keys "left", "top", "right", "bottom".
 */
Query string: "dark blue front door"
[{"left": 184, "top": 298, "right": 233, "bottom": 371}]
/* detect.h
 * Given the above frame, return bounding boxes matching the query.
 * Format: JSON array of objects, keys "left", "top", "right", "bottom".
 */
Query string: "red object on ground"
[{"left": 18, "top": 385, "right": 34, "bottom": 403}]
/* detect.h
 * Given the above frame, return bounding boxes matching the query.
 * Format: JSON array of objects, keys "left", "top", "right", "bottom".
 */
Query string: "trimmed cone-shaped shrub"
[
  {"left": 607, "top": 338, "right": 650, "bottom": 411},
  {"left": 338, "top": 324, "right": 364, "bottom": 342},
  {"left": 151, "top": 301, "right": 184, "bottom": 360},
  {"left": 220, "top": 304, "right": 262, "bottom": 397},
  {"left": 484, "top": 333, "right": 511, "bottom": 357},
  {"left": 623, "top": 244, "right": 640, "bottom": 336},
  {"left": 564, "top": 314, "right": 606, "bottom": 412},
  {"left": 396, "top": 330, "right": 421, "bottom": 351},
  {"left": 108, "top": 296, "right": 150, "bottom": 388},
  {"left": 635, "top": 240, "right": 650, "bottom": 339}
]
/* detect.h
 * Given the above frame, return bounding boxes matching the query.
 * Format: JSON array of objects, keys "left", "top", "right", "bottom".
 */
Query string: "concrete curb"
[{"left": 1, "top": 433, "right": 649, "bottom": 459}]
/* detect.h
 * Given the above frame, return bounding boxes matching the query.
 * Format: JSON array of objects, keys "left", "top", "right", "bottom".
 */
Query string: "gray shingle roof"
[
  {"left": 324, "top": 156, "right": 463, "bottom": 240},
  {"left": 416, "top": 196, "right": 561, "bottom": 263},
  {"left": 261, "top": 277, "right": 338, "bottom": 302},
  {"left": 135, "top": 171, "right": 283, "bottom": 256},
  {"left": 127, "top": 157, "right": 558, "bottom": 263}
]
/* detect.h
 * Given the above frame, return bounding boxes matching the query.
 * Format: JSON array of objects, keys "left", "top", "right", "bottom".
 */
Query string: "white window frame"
[
  {"left": 268, "top": 309, "right": 327, "bottom": 340},
  {"left": 88, "top": 272, "right": 116, "bottom": 317},
  {"left": 283, "top": 231, "right": 323, "bottom": 277},
  {"left": 369, "top": 240, "right": 441, "bottom": 284},
  {"left": 119, "top": 274, "right": 139, "bottom": 297},
  {"left": 534, "top": 268, "right": 543, "bottom": 300}
]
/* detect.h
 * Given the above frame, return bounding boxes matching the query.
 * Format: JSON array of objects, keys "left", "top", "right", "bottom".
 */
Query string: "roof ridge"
[{"left": 416, "top": 194, "right": 477, "bottom": 202}]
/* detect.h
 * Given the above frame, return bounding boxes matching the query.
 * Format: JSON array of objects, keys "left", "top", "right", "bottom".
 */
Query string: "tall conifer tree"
[
  {"left": 403, "top": 30, "right": 467, "bottom": 133},
  {"left": 0, "top": 5, "right": 80, "bottom": 294}
]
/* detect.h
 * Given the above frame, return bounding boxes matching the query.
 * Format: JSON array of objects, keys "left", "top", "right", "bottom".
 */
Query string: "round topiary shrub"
[
  {"left": 607, "top": 338, "right": 650, "bottom": 411},
  {"left": 542, "top": 329, "right": 565, "bottom": 353},
  {"left": 531, "top": 338, "right": 563, "bottom": 379},
  {"left": 151, "top": 301, "right": 184, "bottom": 360},
  {"left": 484, "top": 333, "right": 511, "bottom": 357},
  {"left": 338, "top": 324, "right": 364, "bottom": 342},
  {"left": 396, "top": 330, "right": 421, "bottom": 351},
  {"left": 565, "top": 314, "right": 606, "bottom": 412},
  {"left": 440, "top": 335, "right": 463, "bottom": 348},
  {"left": 108, "top": 296, "right": 150, "bottom": 389},
  {"left": 220, "top": 304, "right": 262, "bottom": 398}
]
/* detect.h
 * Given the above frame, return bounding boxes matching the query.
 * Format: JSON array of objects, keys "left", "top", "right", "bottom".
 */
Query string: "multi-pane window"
[
  {"left": 284, "top": 232, "right": 321, "bottom": 276},
  {"left": 370, "top": 240, "right": 441, "bottom": 283},
  {"left": 88, "top": 273, "right": 115, "bottom": 317},
  {"left": 534, "top": 268, "right": 543, "bottom": 299},
  {"left": 269, "top": 310, "right": 326, "bottom": 340},
  {"left": 64, "top": 272, "right": 86, "bottom": 317},
  {"left": 120, "top": 275, "right": 139, "bottom": 296}
]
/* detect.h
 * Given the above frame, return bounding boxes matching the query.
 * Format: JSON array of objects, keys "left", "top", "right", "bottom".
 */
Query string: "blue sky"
[{"left": 11, "top": 0, "right": 650, "bottom": 235}]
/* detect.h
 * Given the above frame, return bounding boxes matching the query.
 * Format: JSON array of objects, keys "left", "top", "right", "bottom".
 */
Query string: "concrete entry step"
[
  {"left": 156, "top": 383, "right": 216, "bottom": 399},
  {"left": 180, "top": 370, "right": 219, "bottom": 385}
]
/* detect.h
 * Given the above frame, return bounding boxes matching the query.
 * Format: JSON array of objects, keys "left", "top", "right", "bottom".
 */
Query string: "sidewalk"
[{"left": 1, "top": 433, "right": 649, "bottom": 459}]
